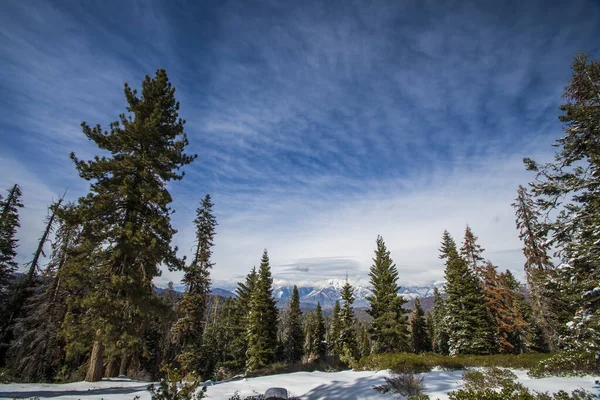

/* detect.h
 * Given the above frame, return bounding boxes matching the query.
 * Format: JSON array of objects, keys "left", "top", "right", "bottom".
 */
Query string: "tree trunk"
[
  {"left": 104, "top": 358, "right": 118, "bottom": 378},
  {"left": 85, "top": 339, "right": 104, "bottom": 382},
  {"left": 119, "top": 355, "right": 129, "bottom": 376}
]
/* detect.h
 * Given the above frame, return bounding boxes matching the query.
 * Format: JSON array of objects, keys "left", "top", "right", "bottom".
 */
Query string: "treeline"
[{"left": 0, "top": 53, "right": 599, "bottom": 384}]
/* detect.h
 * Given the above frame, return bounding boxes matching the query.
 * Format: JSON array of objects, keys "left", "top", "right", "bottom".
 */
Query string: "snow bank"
[{"left": 0, "top": 369, "right": 598, "bottom": 399}]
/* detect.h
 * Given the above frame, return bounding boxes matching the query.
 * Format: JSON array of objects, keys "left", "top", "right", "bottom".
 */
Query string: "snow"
[{"left": 0, "top": 369, "right": 598, "bottom": 400}]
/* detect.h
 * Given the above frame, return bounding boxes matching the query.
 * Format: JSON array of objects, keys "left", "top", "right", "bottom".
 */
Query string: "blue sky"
[{"left": 1, "top": 0, "right": 599, "bottom": 289}]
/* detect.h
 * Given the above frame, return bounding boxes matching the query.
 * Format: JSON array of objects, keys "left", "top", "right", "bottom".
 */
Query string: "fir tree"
[
  {"left": 9, "top": 208, "right": 79, "bottom": 381},
  {"left": 365, "top": 236, "right": 410, "bottom": 354},
  {"left": 172, "top": 194, "right": 217, "bottom": 376},
  {"left": 246, "top": 250, "right": 278, "bottom": 371},
  {"left": 459, "top": 225, "right": 486, "bottom": 281},
  {"left": 63, "top": 69, "right": 196, "bottom": 382},
  {"left": 0, "top": 184, "right": 23, "bottom": 365},
  {"left": 410, "top": 298, "right": 430, "bottom": 353},
  {"left": 425, "top": 311, "right": 435, "bottom": 352},
  {"left": 442, "top": 232, "right": 494, "bottom": 355},
  {"left": 357, "top": 322, "right": 371, "bottom": 359},
  {"left": 338, "top": 280, "right": 359, "bottom": 363},
  {"left": 523, "top": 53, "right": 600, "bottom": 369},
  {"left": 329, "top": 300, "right": 342, "bottom": 356},
  {"left": 512, "top": 184, "right": 559, "bottom": 350},
  {"left": 282, "top": 285, "right": 303, "bottom": 363},
  {"left": 480, "top": 263, "right": 528, "bottom": 354},
  {"left": 431, "top": 287, "right": 449, "bottom": 355},
  {"left": 312, "top": 302, "right": 326, "bottom": 358}
]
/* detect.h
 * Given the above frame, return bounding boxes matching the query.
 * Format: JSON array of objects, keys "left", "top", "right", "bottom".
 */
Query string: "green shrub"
[
  {"left": 148, "top": 364, "right": 206, "bottom": 400},
  {"left": 529, "top": 351, "right": 600, "bottom": 378}
]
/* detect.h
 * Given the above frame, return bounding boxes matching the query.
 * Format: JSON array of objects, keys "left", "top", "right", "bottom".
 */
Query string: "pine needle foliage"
[{"left": 366, "top": 235, "right": 410, "bottom": 354}]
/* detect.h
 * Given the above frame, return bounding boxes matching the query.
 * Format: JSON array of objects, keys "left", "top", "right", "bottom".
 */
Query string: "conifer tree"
[
  {"left": 338, "top": 280, "right": 359, "bottom": 363},
  {"left": 63, "top": 69, "right": 196, "bottom": 382},
  {"left": 329, "top": 300, "right": 342, "bottom": 356},
  {"left": 282, "top": 285, "right": 303, "bottom": 363},
  {"left": 442, "top": 232, "right": 494, "bottom": 355},
  {"left": 366, "top": 236, "right": 410, "bottom": 353},
  {"left": 523, "top": 53, "right": 600, "bottom": 368},
  {"left": 357, "top": 322, "right": 371, "bottom": 359},
  {"left": 246, "top": 250, "right": 278, "bottom": 371},
  {"left": 512, "top": 185, "right": 559, "bottom": 350},
  {"left": 480, "top": 263, "right": 528, "bottom": 354},
  {"left": 410, "top": 298, "right": 430, "bottom": 353},
  {"left": 9, "top": 207, "right": 79, "bottom": 381},
  {"left": 425, "top": 311, "right": 435, "bottom": 352},
  {"left": 431, "top": 287, "right": 449, "bottom": 355},
  {"left": 0, "top": 184, "right": 23, "bottom": 365},
  {"left": 312, "top": 302, "right": 326, "bottom": 358},
  {"left": 459, "top": 225, "right": 486, "bottom": 281},
  {"left": 172, "top": 194, "right": 217, "bottom": 376}
]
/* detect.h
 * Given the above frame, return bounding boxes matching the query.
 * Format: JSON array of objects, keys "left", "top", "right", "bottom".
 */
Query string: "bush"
[
  {"left": 529, "top": 351, "right": 600, "bottom": 378},
  {"left": 373, "top": 372, "right": 427, "bottom": 397},
  {"left": 356, "top": 352, "right": 554, "bottom": 372},
  {"left": 448, "top": 367, "right": 598, "bottom": 400},
  {"left": 148, "top": 364, "right": 206, "bottom": 400}
]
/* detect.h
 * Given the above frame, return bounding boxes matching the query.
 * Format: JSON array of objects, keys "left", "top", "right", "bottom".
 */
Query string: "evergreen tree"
[
  {"left": 62, "top": 69, "right": 196, "bottom": 382},
  {"left": 410, "top": 298, "right": 430, "bottom": 353},
  {"left": 246, "top": 250, "right": 278, "bottom": 371},
  {"left": 172, "top": 194, "right": 217, "bottom": 376},
  {"left": 512, "top": 184, "right": 559, "bottom": 350},
  {"left": 9, "top": 208, "right": 79, "bottom": 381},
  {"left": 425, "top": 311, "right": 435, "bottom": 352},
  {"left": 338, "top": 280, "right": 359, "bottom": 363},
  {"left": 357, "top": 322, "right": 371, "bottom": 359},
  {"left": 459, "top": 225, "right": 486, "bottom": 281},
  {"left": 439, "top": 230, "right": 457, "bottom": 260},
  {"left": 365, "top": 236, "right": 410, "bottom": 354},
  {"left": 312, "top": 302, "right": 326, "bottom": 358},
  {"left": 523, "top": 53, "right": 600, "bottom": 369},
  {"left": 431, "top": 287, "right": 449, "bottom": 355},
  {"left": 329, "top": 300, "right": 342, "bottom": 356},
  {"left": 0, "top": 184, "right": 23, "bottom": 366},
  {"left": 480, "top": 263, "right": 528, "bottom": 354},
  {"left": 442, "top": 232, "right": 494, "bottom": 355},
  {"left": 282, "top": 285, "right": 303, "bottom": 363}
]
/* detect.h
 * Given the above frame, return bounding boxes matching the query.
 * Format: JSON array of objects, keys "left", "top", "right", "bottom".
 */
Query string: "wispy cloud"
[{"left": 2, "top": 0, "right": 600, "bottom": 288}]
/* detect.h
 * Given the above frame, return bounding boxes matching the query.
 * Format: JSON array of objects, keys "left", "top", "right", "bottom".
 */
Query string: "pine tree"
[
  {"left": 246, "top": 250, "right": 278, "bottom": 371},
  {"left": 442, "top": 232, "right": 494, "bottom": 355},
  {"left": 410, "top": 298, "right": 430, "bottom": 353},
  {"left": 523, "top": 53, "right": 600, "bottom": 369},
  {"left": 459, "top": 225, "right": 486, "bottom": 281},
  {"left": 431, "top": 287, "right": 449, "bottom": 355},
  {"left": 313, "top": 302, "right": 326, "bottom": 358},
  {"left": 425, "top": 311, "right": 435, "bottom": 352},
  {"left": 0, "top": 184, "right": 24, "bottom": 366},
  {"left": 62, "top": 69, "right": 196, "bottom": 382},
  {"left": 366, "top": 236, "right": 410, "bottom": 354},
  {"left": 357, "top": 322, "right": 371, "bottom": 359},
  {"left": 338, "top": 280, "right": 359, "bottom": 363},
  {"left": 480, "top": 263, "right": 528, "bottom": 354},
  {"left": 329, "top": 300, "right": 342, "bottom": 356},
  {"left": 9, "top": 207, "right": 79, "bottom": 381},
  {"left": 282, "top": 285, "right": 303, "bottom": 363},
  {"left": 512, "top": 184, "right": 559, "bottom": 350},
  {"left": 172, "top": 194, "right": 217, "bottom": 376}
]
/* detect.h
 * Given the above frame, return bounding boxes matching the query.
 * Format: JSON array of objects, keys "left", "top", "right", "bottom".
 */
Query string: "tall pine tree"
[
  {"left": 329, "top": 300, "right": 342, "bottom": 356},
  {"left": 459, "top": 225, "right": 486, "bottom": 281},
  {"left": 431, "top": 287, "right": 449, "bottom": 355},
  {"left": 410, "top": 298, "right": 430, "bottom": 353},
  {"left": 282, "top": 285, "right": 303, "bottom": 363},
  {"left": 173, "top": 194, "right": 217, "bottom": 376},
  {"left": 523, "top": 53, "right": 600, "bottom": 370},
  {"left": 338, "top": 280, "right": 359, "bottom": 363},
  {"left": 63, "top": 69, "right": 196, "bottom": 381},
  {"left": 442, "top": 231, "right": 494, "bottom": 355},
  {"left": 246, "top": 250, "right": 278, "bottom": 371},
  {"left": 365, "top": 236, "right": 410, "bottom": 354}
]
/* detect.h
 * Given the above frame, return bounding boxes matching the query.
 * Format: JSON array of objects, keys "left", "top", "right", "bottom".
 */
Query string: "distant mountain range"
[{"left": 207, "top": 279, "right": 446, "bottom": 310}]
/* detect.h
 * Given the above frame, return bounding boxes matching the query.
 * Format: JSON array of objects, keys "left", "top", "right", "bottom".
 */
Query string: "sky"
[{"left": 1, "top": 0, "right": 599, "bottom": 290}]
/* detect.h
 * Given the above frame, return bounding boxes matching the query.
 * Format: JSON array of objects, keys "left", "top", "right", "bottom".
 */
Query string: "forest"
[{"left": 0, "top": 53, "right": 598, "bottom": 398}]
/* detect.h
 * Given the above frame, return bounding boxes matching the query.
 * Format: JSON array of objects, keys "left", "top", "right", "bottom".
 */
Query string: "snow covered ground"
[{"left": 1, "top": 369, "right": 598, "bottom": 399}]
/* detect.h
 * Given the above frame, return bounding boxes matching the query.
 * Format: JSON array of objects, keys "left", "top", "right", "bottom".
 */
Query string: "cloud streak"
[{"left": 1, "top": 0, "right": 599, "bottom": 288}]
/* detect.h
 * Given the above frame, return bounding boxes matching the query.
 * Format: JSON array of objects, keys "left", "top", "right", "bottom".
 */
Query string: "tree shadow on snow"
[
  {"left": 301, "top": 370, "right": 463, "bottom": 400},
  {"left": 0, "top": 384, "right": 149, "bottom": 399}
]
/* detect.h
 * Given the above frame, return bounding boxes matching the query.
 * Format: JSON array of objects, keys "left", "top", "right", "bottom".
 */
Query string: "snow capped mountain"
[{"left": 272, "top": 279, "right": 445, "bottom": 308}]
